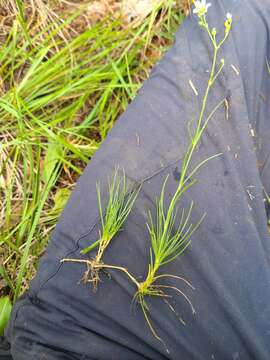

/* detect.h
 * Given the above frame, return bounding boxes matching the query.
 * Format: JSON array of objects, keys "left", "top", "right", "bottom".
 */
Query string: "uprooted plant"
[
  {"left": 62, "top": 170, "right": 140, "bottom": 290},
  {"left": 124, "top": 2, "right": 234, "bottom": 342}
]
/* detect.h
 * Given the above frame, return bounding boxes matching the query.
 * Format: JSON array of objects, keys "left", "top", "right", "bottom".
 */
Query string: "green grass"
[{"left": 0, "top": 2, "right": 185, "bottom": 306}]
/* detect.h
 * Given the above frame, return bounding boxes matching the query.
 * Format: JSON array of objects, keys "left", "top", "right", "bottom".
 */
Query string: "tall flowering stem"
[{"left": 131, "top": 4, "right": 233, "bottom": 342}]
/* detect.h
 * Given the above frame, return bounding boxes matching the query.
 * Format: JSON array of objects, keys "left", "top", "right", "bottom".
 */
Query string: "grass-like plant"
[
  {"left": 0, "top": 4, "right": 184, "bottom": 306},
  {"left": 81, "top": 171, "right": 140, "bottom": 289},
  {"left": 130, "top": 2, "right": 233, "bottom": 341},
  {"left": 62, "top": 170, "right": 140, "bottom": 290}
]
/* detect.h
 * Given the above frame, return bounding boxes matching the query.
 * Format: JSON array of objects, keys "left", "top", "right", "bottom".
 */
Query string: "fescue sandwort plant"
[
  {"left": 130, "top": 2, "right": 233, "bottom": 341},
  {"left": 62, "top": 170, "right": 140, "bottom": 291}
]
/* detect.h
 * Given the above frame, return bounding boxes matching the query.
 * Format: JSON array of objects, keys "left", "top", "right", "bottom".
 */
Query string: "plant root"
[
  {"left": 61, "top": 257, "right": 194, "bottom": 353},
  {"left": 132, "top": 275, "right": 195, "bottom": 350},
  {"left": 61, "top": 257, "right": 105, "bottom": 291},
  {"left": 60, "top": 258, "right": 140, "bottom": 292}
]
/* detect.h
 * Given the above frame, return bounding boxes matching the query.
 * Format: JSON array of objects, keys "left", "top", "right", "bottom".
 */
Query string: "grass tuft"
[
  {"left": 0, "top": 3, "right": 184, "bottom": 302},
  {"left": 80, "top": 170, "right": 140, "bottom": 290}
]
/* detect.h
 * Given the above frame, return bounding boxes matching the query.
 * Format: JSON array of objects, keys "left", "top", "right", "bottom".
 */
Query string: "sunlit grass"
[{"left": 0, "top": 2, "right": 184, "bottom": 304}]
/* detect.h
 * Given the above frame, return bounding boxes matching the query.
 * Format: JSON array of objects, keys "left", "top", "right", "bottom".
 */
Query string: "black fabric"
[
  {"left": 3, "top": 0, "right": 270, "bottom": 359},
  {"left": 0, "top": 337, "right": 12, "bottom": 360}
]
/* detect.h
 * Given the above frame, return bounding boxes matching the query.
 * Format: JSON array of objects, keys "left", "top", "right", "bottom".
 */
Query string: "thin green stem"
[
  {"left": 138, "top": 9, "right": 233, "bottom": 315},
  {"left": 151, "top": 42, "right": 219, "bottom": 271}
]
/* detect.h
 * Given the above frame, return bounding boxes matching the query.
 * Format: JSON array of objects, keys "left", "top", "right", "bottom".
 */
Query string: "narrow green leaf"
[
  {"left": 0, "top": 296, "right": 12, "bottom": 336},
  {"left": 42, "top": 143, "right": 63, "bottom": 183},
  {"left": 51, "top": 188, "right": 71, "bottom": 213},
  {"left": 80, "top": 239, "right": 101, "bottom": 255}
]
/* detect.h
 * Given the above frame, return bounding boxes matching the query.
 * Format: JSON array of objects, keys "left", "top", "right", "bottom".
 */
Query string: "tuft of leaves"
[
  {"left": 81, "top": 170, "right": 140, "bottom": 256},
  {"left": 62, "top": 169, "right": 140, "bottom": 291}
]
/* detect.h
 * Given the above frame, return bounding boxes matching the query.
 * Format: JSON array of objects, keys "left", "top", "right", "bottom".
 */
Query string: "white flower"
[
  {"left": 193, "top": 0, "right": 212, "bottom": 16},
  {"left": 224, "top": 11, "right": 233, "bottom": 33}
]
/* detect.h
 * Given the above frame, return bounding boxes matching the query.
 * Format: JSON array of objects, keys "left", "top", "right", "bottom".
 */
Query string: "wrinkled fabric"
[
  {"left": 0, "top": 337, "right": 11, "bottom": 360},
  {"left": 3, "top": 0, "right": 270, "bottom": 359}
]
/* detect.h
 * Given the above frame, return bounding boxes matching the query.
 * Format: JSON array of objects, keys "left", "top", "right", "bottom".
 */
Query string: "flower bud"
[{"left": 211, "top": 27, "right": 217, "bottom": 36}]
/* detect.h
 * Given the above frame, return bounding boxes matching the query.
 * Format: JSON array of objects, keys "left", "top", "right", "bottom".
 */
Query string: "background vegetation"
[{"left": 0, "top": 0, "right": 187, "bottom": 325}]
